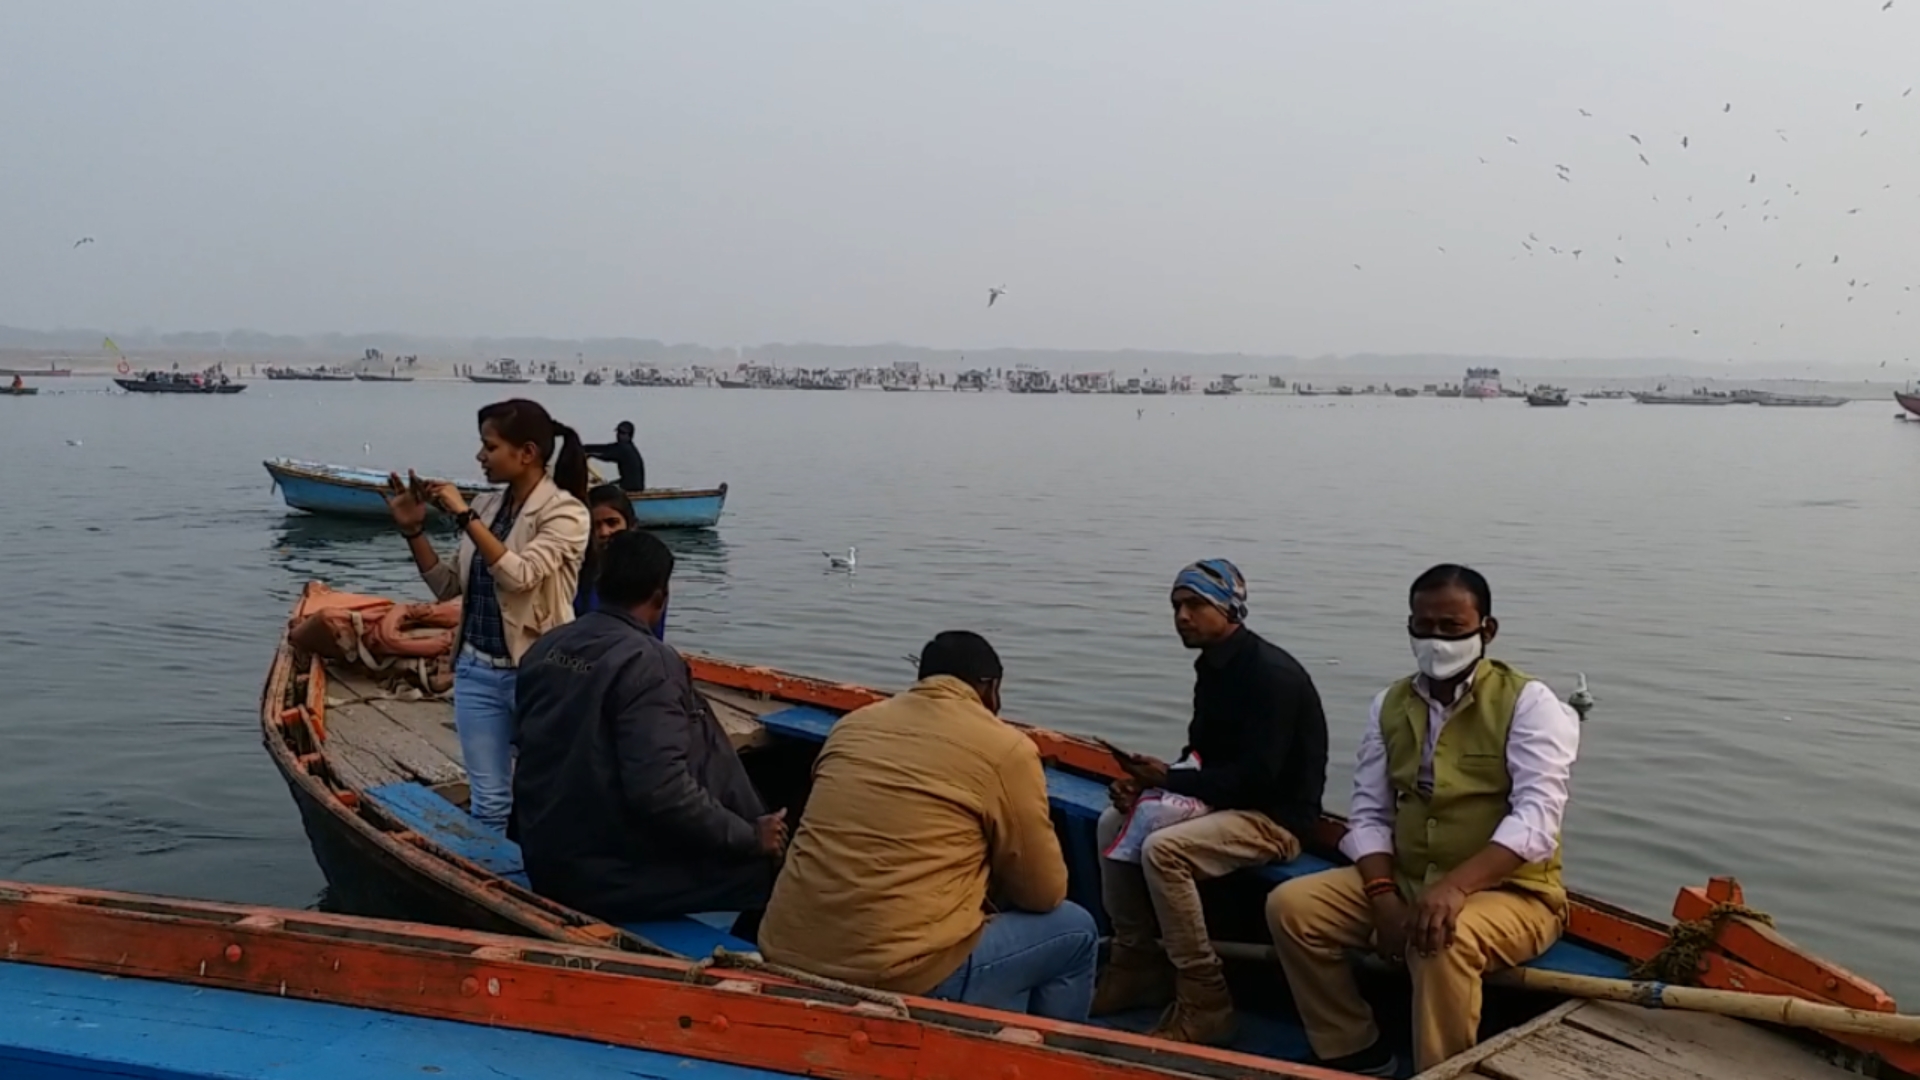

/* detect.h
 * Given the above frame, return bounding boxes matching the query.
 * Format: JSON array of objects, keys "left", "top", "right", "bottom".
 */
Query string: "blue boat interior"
[
  {"left": 0, "top": 960, "right": 800, "bottom": 1080},
  {"left": 363, "top": 699, "right": 1630, "bottom": 1077}
]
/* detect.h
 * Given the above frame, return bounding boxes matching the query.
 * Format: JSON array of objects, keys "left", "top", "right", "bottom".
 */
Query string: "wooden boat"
[
  {"left": 3, "top": 385, "right": 38, "bottom": 396},
  {"left": 1755, "top": 393, "right": 1848, "bottom": 408},
  {"left": 1895, "top": 391, "right": 1920, "bottom": 419},
  {"left": 114, "top": 372, "right": 246, "bottom": 394},
  {"left": 263, "top": 459, "right": 729, "bottom": 528},
  {"left": 260, "top": 581, "right": 1918, "bottom": 1080},
  {"left": 2, "top": 880, "right": 1420, "bottom": 1080},
  {"left": 355, "top": 371, "right": 416, "bottom": 382}
]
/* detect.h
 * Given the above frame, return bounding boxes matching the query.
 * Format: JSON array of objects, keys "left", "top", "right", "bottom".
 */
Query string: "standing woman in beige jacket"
[{"left": 383, "top": 398, "right": 591, "bottom": 832}]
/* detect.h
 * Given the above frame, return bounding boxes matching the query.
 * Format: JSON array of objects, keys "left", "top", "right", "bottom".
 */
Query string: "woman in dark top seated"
[{"left": 575, "top": 484, "right": 664, "bottom": 638}]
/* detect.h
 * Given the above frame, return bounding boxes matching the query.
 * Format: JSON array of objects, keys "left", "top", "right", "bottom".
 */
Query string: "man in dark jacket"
[
  {"left": 1091, "top": 559, "right": 1329, "bottom": 1046},
  {"left": 512, "top": 530, "right": 785, "bottom": 925},
  {"left": 583, "top": 420, "right": 646, "bottom": 492}
]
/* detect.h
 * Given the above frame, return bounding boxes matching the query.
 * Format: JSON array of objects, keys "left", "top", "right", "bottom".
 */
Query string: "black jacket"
[
  {"left": 583, "top": 440, "right": 646, "bottom": 492},
  {"left": 512, "top": 608, "right": 771, "bottom": 922},
  {"left": 1159, "top": 626, "right": 1329, "bottom": 841}
]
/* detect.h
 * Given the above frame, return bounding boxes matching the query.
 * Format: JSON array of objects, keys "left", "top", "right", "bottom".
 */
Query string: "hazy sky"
[{"left": 6, "top": 1, "right": 1918, "bottom": 364}]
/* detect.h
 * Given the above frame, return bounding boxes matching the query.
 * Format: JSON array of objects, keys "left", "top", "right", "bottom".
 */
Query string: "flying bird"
[
  {"left": 1578, "top": 108, "right": 1592, "bottom": 117},
  {"left": 1834, "top": 255, "right": 1841, "bottom": 264},
  {"left": 1352, "top": 263, "right": 1362, "bottom": 270},
  {"left": 986, "top": 286, "right": 1007, "bottom": 307},
  {"left": 1681, "top": 136, "right": 1690, "bottom": 148},
  {"left": 1749, "top": 173, "right": 1757, "bottom": 183},
  {"left": 1849, "top": 207, "right": 1861, "bottom": 214},
  {"left": 1614, "top": 256, "right": 1625, "bottom": 265},
  {"left": 1478, "top": 156, "right": 1489, "bottom": 164},
  {"left": 1856, "top": 102, "right": 1865, "bottom": 111},
  {"left": 1723, "top": 103, "right": 1732, "bottom": 112},
  {"left": 72, "top": 237, "right": 93, "bottom": 248},
  {"left": 1572, "top": 249, "right": 1583, "bottom": 260},
  {"left": 1506, "top": 135, "right": 1520, "bottom": 144},
  {"left": 1629, "top": 133, "right": 1642, "bottom": 144},
  {"left": 1639, "top": 153, "right": 1650, "bottom": 165},
  {"left": 1437, "top": 246, "right": 1447, "bottom": 254}
]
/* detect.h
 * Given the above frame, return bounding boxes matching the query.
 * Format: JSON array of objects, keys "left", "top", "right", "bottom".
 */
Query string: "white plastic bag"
[{"left": 1102, "top": 755, "right": 1209, "bottom": 863}]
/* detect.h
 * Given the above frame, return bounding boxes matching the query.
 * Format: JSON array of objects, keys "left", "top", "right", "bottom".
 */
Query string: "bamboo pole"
[{"left": 1489, "top": 967, "right": 1920, "bottom": 1043}]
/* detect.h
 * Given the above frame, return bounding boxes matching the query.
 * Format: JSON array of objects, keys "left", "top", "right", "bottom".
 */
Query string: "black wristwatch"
[{"left": 454, "top": 509, "right": 479, "bottom": 529}]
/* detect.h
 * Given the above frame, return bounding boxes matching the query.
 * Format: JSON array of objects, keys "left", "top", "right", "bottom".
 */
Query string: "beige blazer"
[{"left": 421, "top": 475, "right": 589, "bottom": 665}]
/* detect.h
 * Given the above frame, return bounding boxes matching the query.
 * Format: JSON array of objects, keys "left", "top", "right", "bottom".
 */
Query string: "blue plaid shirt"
[{"left": 461, "top": 498, "right": 520, "bottom": 660}]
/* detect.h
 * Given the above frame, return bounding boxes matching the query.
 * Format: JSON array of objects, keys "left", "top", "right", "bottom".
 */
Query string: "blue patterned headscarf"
[{"left": 1172, "top": 559, "right": 1248, "bottom": 622}]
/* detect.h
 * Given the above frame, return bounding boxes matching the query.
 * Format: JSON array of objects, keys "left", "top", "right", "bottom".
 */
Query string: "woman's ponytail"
[{"left": 550, "top": 421, "right": 590, "bottom": 503}]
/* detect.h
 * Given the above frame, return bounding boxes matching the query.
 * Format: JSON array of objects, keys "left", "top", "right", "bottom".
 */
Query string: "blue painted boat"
[
  {"left": 1, "top": 943, "right": 804, "bottom": 1080},
  {"left": 259, "top": 582, "right": 1910, "bottom": 1080},
  {"left": 4, "top": 881, "right": 1299, "bottom": 1080},
  {"left": 264, "top": 458, "right": 728, "bottom": 528}
]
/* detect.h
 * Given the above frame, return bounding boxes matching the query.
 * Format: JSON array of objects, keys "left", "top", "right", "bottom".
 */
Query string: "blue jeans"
[
  {"left": 452, "top": 652, "right": 517, "bottom": 832},
  {"left": 929, "top": 903, "right": 1098, "bottom": 1021}
]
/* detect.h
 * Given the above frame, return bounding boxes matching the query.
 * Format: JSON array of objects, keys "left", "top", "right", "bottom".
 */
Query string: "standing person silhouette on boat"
[
  {"left": 1268, "top": 564, "right": 1579, "bottom": 1076},
  {"left": 583, "top": 420, "right": 646, "bottom": 493},
  {"left": 382, "top": 398, "right": 590, "bottom": 834},
  {"left": 1091, "top": 559, "right": 1329, "bottom": 1046}
]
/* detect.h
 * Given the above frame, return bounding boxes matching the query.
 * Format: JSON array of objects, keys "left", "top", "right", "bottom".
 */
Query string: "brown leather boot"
[
  {"left": 1090, "top": 948, "right": 1175, "bottom": 1017},
  {"left": 1148, "top": 969, "right": 1238, "bottom": 1046}
]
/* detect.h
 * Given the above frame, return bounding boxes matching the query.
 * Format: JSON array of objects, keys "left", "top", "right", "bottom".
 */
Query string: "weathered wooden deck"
[
  {"left": 1422, "top": 999, "right": 1859, "bottom": 1080},
  {"left": 321, "top": 666, "right": 778, "bottom": 803}
]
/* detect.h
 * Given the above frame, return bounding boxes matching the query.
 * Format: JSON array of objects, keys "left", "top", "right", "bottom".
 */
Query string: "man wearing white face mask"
[{"left": 1265, "top": 564, "right": 1579, "bottom": 1077}]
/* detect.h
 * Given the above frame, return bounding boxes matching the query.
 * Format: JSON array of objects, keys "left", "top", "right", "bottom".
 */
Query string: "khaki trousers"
[
  {"left": 1266, "top": 867, "right": 1562, "bottom": 1072},
  {"left": 1097, "top": 807, "right": 1300, "bottom": 980}
]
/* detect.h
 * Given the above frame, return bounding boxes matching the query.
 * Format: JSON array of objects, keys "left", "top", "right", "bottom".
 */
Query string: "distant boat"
[
  {"left": 263, "top": 459, "right": 728, "bottom": 528},
  {"left": 353, "top": 371, "right": 414, "bottom": 383},
  {"left": 0, "top": 364, "right": 70, "bottom": 377},
  {"left": 1463, "top": 366, "right": 1502, "bottom": 399},
  {"left": 115, "top": 371, "right": 245, "bottom": 395},
  {"left": 545, "top": 370, "right": 576, "bottom": 386},
  {"left": 582, "top": 370, "right": 604, "bottom": 386},
  {"left": 4, "top": 385, "right": 39, "bottom": 396},
  {"left": 1393, "top": 387, "right": 1420, "bottom": 397},
  {"left": 1754, "top": 393, "right": 1847, "bottom": 408},
  {"left": 1526, "top": 387, "right": 1571, "bottom": 407},
  {"left": 468, "top": 359, "right": 531, "bottom": 384},
  {"left": 1632, "top": 390, "right": 1734, "bottom": 405}
]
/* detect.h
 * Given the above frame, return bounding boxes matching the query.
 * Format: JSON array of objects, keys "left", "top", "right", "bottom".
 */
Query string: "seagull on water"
[
  {"left": 986, "top": 286, "right": 1007, "bottom": 308},
  {"left": 823, "top": 546, "right": 857, "bottom": 572}
]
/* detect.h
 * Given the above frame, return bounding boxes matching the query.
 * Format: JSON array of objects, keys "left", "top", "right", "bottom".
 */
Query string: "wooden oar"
[{"left": 1490, "top": 967, "right": 1920, "bottom": 1043}]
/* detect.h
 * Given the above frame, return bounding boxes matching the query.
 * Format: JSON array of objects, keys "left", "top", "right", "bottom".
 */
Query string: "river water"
[{"left": 2, "top": 380, "right": 1916, "bottom": 996}]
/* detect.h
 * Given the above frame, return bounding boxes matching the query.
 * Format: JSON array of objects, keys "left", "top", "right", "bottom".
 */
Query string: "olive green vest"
[{"left": 1381, "top": 657, "right": 1565, "bottom": 915}]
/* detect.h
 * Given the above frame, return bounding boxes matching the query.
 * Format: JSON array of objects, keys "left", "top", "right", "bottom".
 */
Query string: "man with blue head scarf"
[{"left": 1092, "top": 559, "right": 1330, "bottom": 1046}]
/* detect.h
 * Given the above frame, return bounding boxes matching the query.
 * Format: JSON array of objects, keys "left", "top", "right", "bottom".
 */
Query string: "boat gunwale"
[
  {"left": 0, "top": 880, "right": 1358, "bottom": 1080},
  {"left": 261, "top": 582, "right": 1915, "bottom": 1078}
]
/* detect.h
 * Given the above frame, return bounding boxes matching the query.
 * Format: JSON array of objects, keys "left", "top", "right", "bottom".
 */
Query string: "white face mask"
[{"left": 1411, "top": 633, "right": 1483, "bottom": 680}]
